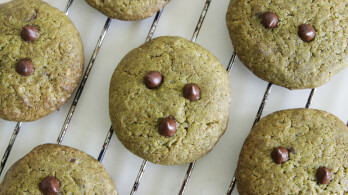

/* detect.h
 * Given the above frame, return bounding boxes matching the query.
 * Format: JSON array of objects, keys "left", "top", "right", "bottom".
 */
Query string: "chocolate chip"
[
  {"left": 144, "top": 71, "right": 162, "bottom": 89},
  {"left": 21, "top": 25, "right": 39, "bottom": 42},
  {"left": 16, "top": 59, "right": 34, "bottom": 76},
  {"left": 298, "top": 24, "right": 316, "bottom": 42},
  {"left": 316, "top": 167, "right": 332, "bottom": 184},
  {"left": 159, "top": 117, "right": 177, "bottom": 137},
  {"left": 70, "top": 159, "right": 76, "bottom": 162},
  {"left": 183, "top": 83, "right": 200, "bottom": 101},
  {"left": 39, "top": 176, "right": 60, "bottom": 195},
  {"left": 262, "top": 12, "right": 278, "bottom": 29},
  {"left": 271, "top": 147, "right": 289, "bottom": 164}
]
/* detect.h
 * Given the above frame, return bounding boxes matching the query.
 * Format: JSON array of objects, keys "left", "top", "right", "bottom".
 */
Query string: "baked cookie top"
[
  {"left": 226, "top": 0, "right": 348, "bottom": 89},
  {"left": 0, "top": 144, "right": 117, "bottom": 194},
  {"left": 109, "top": 36, "right": 231, "bottom": 165},
  {"left": 0, "top": 0, "right": 84, "bottom": 122},
  {"left": 236, "top": 108, "right": 348, "bottom": 194},
  {"left": 85, "top": 0, "right": 170, "bottom": 21}
]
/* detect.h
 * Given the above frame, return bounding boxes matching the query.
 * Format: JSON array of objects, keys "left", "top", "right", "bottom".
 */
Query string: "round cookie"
[
  {"left": 0, "top": 0, "right": 84, "bottom": 122},
  {"left": 109, "top": 36, "right": 231, "bottom": 165},
  {"left": 0, "top": 144, "right": 117, "bottom": 194},
  {"left": 226, "top": 0, "right": 348, "bottom": 89},
  {"left": 236, "top": 108, "right": 348, "bottom": 194},
  {"left": 85, "top": 0, "right": 170, "bottom": 21}
]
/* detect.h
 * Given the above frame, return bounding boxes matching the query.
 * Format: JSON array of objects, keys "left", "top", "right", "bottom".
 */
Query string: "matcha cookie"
[
  {"left": 0, "top": 0, "right": 84, "bottom": 122},
  {"left": 0, "top": 144, "right": 117, "bottom": 194},
  {"left": 236, "top": 108, "right": 348, "bottom": 194},
  {"left": 109, "top": 36, "right": 231, "bottom": 165},
  {"left": 85, "top": 0, "right": 170, "bottom": 21},
  {"left": 226, "top": 0, "right": 348, "bottom": 89}
]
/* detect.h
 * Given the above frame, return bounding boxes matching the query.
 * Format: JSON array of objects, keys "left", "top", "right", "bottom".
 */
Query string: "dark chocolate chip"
[
  {"left": 70, "top": 159, "right": 76, "bottom": 162},
  {"left": 298, "top": 24, "right": 316, "bottom": 42},
  {"left": 183, "top": 83, "right": 200, "bottom": 101},
  {"left": 39, "top": 176, "right": 60, "bottom": 195},
  {"left": 21, "top": 25, "right": 39, "bottom": 42},
  {"left": 144, "top": 71, "right": 162, "bottom": 89},
  {"left": 16, "top": 59, "right": 34, "bottom": 76},
  {"left": 271, "top": 147, "right": 289, "bottom": 164},
  {"left": 316, "top": 167, "right": 332, "bottom": 184},
  {"left": 159, "top": 117, "right": 177, "bottom": 137},
  {"left": 262, "top": 12, "right": 278, "bottom": 29}
]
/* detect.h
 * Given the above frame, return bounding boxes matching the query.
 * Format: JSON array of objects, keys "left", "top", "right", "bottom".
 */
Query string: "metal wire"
[
  {"left": 131, "top": 160, "right": 148, "bottom": 193},
  {"left": 179, "top": 50, "right": 236, "bottom": 194},
  {"left": 191, "top": 0, "right": 211, "bottom": 43},
  {"left": 56, "top": 17, "right": 112, "bottom": 144},
  {"left": 305, "top": 88, "right": 316, "bottom": 108},
  {"left": 64, "top": 0, "right": 74, "bottom": 15},
  {"left": 227, "top": 86, "right": 316, "bottom": 194},
  {"left": 145, "top": 10, "right": 164, "bottom": 42},
  {"left": 179, "top": 161, "right": 197, "bottom": 194},
  {"left": 252, "top": 83, "right": 273, "bottom": 127},
  {"left": 226, "top": 51, "right": 236, "bottom": 73},
  {"left": 98, "top": 126, "right": 114, "bottom": 162},
  {"left": 0, "top": 122, "right": 21, "bottom": 176},
  {"left": 0, "top": 0, "right": 75, "bottom": 177}
]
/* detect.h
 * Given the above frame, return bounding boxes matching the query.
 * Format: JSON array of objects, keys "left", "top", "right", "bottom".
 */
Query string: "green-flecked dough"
[
  {"left": 85, "top": 0, "right": 170, "bottom": 21},
  {"left": 226, "top": 0, "right": 348, "bottom": 89},
  {"left": 0, "top": 144, "right": 117, "bottom": 194},
  {"left": 236, "top": 108, "right": 348, "bottom": 194},
  {"left": 0, "top": 0, "right": 84, "bottom": 122},
  {"left": 109, "top": 36, "right": 231, "bottom": 165}
]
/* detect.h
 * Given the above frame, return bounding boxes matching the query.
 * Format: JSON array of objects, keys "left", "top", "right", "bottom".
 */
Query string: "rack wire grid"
[{"left": 1, "top": 0, "right": 348, "bottom": 194}]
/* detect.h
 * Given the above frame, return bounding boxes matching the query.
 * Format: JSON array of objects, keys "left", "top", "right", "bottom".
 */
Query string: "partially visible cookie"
[
  {"left": 0, "top": 144, "right": 117, "bottom": 194},
  {"left": 0, "top": 0, "right": 84, "bottom": 122},
  {"left": 226, "top": 0, "right": 348, "bottom": 89},
  {"left": 109, "top": 36, "right": 231, "bottom": 165},
  {"left": 85, "top": 0, "right": 170, "bottom": 21},
  {"left": 236, "top": 108, "right": 348, "bottom": 194}
]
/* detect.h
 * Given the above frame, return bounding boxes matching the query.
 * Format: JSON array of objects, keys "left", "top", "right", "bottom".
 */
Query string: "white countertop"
[{"left": 1, "top": 0, "right": 347, "bottom": 194}]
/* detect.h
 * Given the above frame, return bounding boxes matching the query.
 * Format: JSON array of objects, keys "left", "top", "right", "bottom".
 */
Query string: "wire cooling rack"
[{"left": 0, "top": 0, "right": 348, "bottom": 194}]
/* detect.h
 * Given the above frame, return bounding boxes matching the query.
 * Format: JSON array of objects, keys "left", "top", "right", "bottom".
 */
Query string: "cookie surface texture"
[
  {"left": 226, "top": 0, "right": 348, "bottom": 89},
  {"left": 0, "top": 144, "right": 117, "bottom": 194},
  {"left": 236, "top": 108, "right": 348, "bottom": 194},
  {"left": 85, "top": 0, "right": 170, "bottom": 21},
  {"left": 109, "top": 36, "right": 231, "bottom": 165},
  {"left": 0, "top": 0, "right": 84, "bottom": 122}
]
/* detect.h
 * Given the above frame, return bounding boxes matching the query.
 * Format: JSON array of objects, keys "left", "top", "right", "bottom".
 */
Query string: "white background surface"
[{"left": 0, "top": 0, "right": 347, "bottom": 194}]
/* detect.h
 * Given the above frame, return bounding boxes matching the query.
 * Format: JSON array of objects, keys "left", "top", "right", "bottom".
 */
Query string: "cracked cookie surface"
[
  {"left": 85, "top": 0, "right": 170, "bottom": 21},
  {"left": 0, "top": 0, "right": 84, "bottom": 122},
  {"left": 226, "top": 0, "right": 348, "bottom": 89},
  {"left": 0, "top": 144, "right": 117, "bottom": 194},
  {"left": 109, "top": 36, "right": 231, "bottom": 165},
  {"left": 236, "top": 108, "right": 348, "bottom": 194}
]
